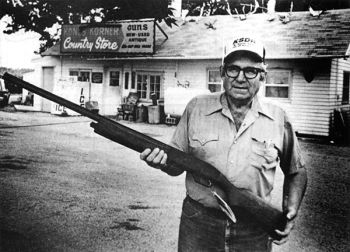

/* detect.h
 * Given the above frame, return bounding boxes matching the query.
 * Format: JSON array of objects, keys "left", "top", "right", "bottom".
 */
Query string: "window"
[
  {"left": 136, "top": 72, "right": 162, "bottom": 100},
  {"left": 265, "top": 70, "right": 291, "bottom": 98},
  {"left": 150, "top": 75, "right": 161, "bottom": 99},
  {"left": 109, "top": 71, "right": 120, "bottom": 86},
  {"left": 208, "top": 69, "right": 222, "bottom": 93},
  {"left": 342, "top": 72, "right": 350, "bottom": 105},
  {"left": 137, "top": 74, "right": 148, "bottom": 99},
  {"left": 69, "top": 69, "right": 90, "bottom": 82},
  {"left": 124, "top": 72, "right": 129, "bottom": 89}
]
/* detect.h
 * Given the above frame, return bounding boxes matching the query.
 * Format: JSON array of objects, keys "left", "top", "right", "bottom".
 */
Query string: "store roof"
[{"left": 42, "top": 8, "right": 350, "bottom": 60}]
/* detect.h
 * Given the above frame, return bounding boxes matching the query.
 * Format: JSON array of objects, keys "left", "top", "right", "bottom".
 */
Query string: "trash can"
[
  {"left": 136, "top": 105, "right": 148, "bottom": 123},
  {"left": 148, "top": 105, "right": 160, "bottom": 124}
]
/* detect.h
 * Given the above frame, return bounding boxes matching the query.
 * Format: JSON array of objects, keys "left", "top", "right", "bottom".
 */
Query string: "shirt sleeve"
[
  {"left": 280, "top": 113, "right": 306, "bottom": 175},
  {"left": 169, "top": 97, "right": 197, "bottom": 153}
]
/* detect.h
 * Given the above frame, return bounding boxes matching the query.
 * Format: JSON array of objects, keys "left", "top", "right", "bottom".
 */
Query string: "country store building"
[{"left": 24, "top": 9, "right": 350, "bottom": 140}]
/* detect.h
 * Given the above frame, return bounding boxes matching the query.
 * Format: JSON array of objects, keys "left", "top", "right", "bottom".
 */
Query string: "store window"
[
  {"left": 124, "top": 72, "right": 129, "bottom": 89},
  {"left": 150, "top": 75, "right": 161, "bottom": 99},
  {"left": 265, "top": 69, "right": 291, "bottom": 99},
  {"left": 342, "top": 72, "right": 350, "bottom": 105},
  {"left": 137, "top": 74, "right": 148, "bottom": 99},
  {"left": 69, "top": 69, "right": 90, "bottom": 82},
  {"left": 136, "top": 72, "right": 162, "bottom": 100},
  {"left": 109, "top": 71, "right": 120, "bottom": 86},
  {"left": 208, "top": 69, "right": 222, "bottom": 92}
]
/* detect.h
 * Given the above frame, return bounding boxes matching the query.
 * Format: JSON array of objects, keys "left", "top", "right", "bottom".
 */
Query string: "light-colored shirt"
[{"left": 170, "top": 92, "right": 305, "bottom": 208}]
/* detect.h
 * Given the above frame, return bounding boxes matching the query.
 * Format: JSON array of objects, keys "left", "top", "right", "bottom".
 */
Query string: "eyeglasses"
[{"left": 224, "top": 65, "right": 265, "bottom": 79}]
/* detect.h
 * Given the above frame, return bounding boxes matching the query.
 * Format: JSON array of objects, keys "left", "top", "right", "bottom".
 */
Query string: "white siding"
[
  {"left": 61, "top": 58, "right": 117, "bottom": 115},
  {"left": 32, "top": 55, "right": 350, "bottom": 137},
  {"left": 331, "top": 58, "right": 350, "bottom": 106},
  {"left": 174, "top": 59, "right": 337, "bottom": 137},
  {"left": 28, "top": 56, "right": 61, "bottom": 111},
  {"left": 264, "top": 60, "right": 333, "bottom": 136},
  {"left": 330, "top": 58, "right": 350, "bottom": 139},
  {"left": 32, "top": 57, "right": 182, "bottom": 115},
  {"left": 176, "top": 59, "right": 221, "bottom": 90},
  {"left": 121, "top": 59, "right": 220, "bottom": 100},
  {"left": 29, "top": 56, "right": 121, "bottom": 115}
]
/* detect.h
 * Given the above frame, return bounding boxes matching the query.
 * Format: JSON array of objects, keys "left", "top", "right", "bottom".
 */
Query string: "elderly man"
[{"left": 140, "top": 36, "right": 307, "bottom": 251}]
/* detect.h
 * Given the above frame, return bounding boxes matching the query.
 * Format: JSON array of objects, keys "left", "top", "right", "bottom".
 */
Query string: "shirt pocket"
[
  {"left": 189, "top": 132, "right": 219, "bottom": 160},
  {"left": 250, "top": 137, "right": 279, "bottom": 171},
  {"left": 249, "top": 137, "right": 279, "bottom": 193},
  {"left": 191, "top": 133, "right": 219, "bottom": 146}
]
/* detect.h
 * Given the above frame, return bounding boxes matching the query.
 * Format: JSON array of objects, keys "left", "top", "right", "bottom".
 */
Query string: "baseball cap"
[{"left": 224, "top": 35, "right": 265, "bottom": 63}]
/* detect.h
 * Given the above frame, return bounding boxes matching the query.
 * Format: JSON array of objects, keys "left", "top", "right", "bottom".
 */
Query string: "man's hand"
[
  {"left": 140, "top": 148, "right": 168, "bottom": 170},
  {"left": 272, "top": 208, "right": 297, "bottom": 245},
  {"left": 273, "top": 166, "right": 307, "bottom": 244}
]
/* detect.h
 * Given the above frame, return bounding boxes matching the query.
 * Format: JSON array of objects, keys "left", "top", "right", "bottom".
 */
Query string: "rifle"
[{"left": 3, "top": 72, "right": 286, "bottom": 239}]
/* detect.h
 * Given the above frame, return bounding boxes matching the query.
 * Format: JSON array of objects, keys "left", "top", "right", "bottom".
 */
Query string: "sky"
[{"left": 0, "top": 19, "right": 41, "bottom": 69}]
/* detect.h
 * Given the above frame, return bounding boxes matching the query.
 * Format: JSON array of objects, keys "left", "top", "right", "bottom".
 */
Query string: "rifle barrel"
[{"left": 3, "top": 72, "right": 103, "bottom": 122}]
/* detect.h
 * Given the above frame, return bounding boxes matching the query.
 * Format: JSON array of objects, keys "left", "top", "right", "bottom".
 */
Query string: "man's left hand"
[{"left": 272, "top": 208, "right": 297, "bottom": 245}]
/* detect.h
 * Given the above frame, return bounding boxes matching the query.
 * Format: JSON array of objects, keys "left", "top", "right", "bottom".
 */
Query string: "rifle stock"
[{"left": 3, "top": 72, "right": 286, "bottom": 239}]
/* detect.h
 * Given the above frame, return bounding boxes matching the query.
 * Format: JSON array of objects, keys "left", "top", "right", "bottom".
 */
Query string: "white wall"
[
  {"left": 59, "top": 58, "right": 106, "bottom": 112},
  {"left": 23, "top": 56, "right": 61, "bottom": 111},
  {"left": 263, "top": 59, "right": 333, "bottom": 136},
  {"left": 330, "top": 58, "right": 350, "bottom": 138},
  {"left": 176, "top": 59, "right": 221, "bottom": 90},
  {"left": 32, "top": 55, "right": 346, "bottom": 137},
  {"left": 331, "top": 58, "right": 350, "bottom": 106},
  {"left": 31, "top": 56, "right": 123, "bottom": 115}
]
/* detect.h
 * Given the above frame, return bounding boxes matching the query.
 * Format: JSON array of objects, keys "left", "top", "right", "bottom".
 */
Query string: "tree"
[
  {"left": 0, "top": 0, "right": 176, "bottom": 53},
  {"left": 182, "top": 0, "right": 350, "bottom": 16},
  {"left": 183, "top": 0, "right": 271, "bottom": 16},
  {"left": 2, "top": 0, "right": 349, "bottom": 54}
]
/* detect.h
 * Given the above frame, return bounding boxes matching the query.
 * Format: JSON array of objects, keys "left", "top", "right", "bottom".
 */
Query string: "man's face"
[{"left": 222, "top": 55, "right": 265, "bottom": 105}]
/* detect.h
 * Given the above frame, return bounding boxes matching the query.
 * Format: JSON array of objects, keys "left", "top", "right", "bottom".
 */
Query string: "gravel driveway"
[{"left": 0, "top": 111, "right": 349, "bottom": 252}]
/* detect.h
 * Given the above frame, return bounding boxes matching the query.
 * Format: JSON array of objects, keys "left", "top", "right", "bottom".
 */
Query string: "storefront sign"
[
  {"left": 92, "top": 72, "right": 103, "bottom": 83},
  {"left": 60, "top": 19, "right": 155, "bottom": 54}
]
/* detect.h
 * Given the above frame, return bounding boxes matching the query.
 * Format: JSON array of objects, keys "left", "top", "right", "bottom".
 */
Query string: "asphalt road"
[{"left": 0, "top": 111, "right": 349, "bottom": 252}]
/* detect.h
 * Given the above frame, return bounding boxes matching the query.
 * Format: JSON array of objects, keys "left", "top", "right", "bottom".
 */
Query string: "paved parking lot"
[{"left": 0, "top": 111, "right": 349, "bottom": 251}]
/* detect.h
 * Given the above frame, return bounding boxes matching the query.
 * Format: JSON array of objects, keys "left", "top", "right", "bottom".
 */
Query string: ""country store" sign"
[{"left": 60, "top": 19, "right": 155, "bottom": 54}]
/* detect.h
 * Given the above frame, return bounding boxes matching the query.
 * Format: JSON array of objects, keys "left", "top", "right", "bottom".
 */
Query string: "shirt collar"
[
  {"left": 203, "top": 92, "right": 225, "bottom": 115},
  {"left": 251, "top": 96, "right": 275, "bottom": 121},
  {"left": 204, "top": 92, "right": 275, "bottom": 121}
]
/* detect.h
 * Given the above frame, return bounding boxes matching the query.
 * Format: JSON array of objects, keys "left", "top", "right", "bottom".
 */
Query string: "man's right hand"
[{"left": 140, "top": 148, "right": 168, "bottom": 170}]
